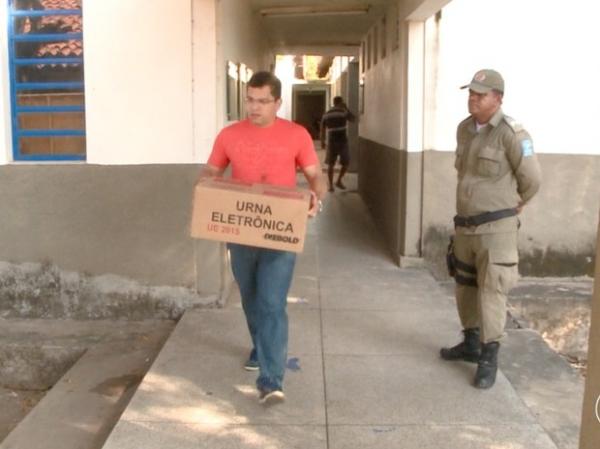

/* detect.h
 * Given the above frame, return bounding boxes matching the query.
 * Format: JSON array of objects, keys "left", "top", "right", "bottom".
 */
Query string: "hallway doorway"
[{"left": 292, "top": 86, "right": 328, "bottom": 140}]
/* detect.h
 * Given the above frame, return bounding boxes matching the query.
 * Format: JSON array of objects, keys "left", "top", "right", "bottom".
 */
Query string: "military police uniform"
[{"left": 441, "top": 70, "right": 542, "bottom": 389}]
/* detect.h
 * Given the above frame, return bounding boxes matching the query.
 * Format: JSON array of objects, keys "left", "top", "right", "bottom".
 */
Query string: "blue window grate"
[{"left": 7, "top": 0, "right": 86, "bottom": 161}]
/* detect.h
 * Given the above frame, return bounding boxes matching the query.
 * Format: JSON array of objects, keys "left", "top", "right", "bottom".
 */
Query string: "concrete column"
[
  {"left": 580, "top": 212, "right": 600, "bottom": 448},
  {"left": 400, "top": 20, "right": 425, "bottom": 263}
]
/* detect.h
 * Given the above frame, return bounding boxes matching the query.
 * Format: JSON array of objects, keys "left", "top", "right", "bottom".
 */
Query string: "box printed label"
[{"left": 191, "top": 179, "right": 310, "bottom": 252}]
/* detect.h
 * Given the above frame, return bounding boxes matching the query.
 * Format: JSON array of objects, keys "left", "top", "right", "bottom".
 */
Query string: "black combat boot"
[
  {"left": 474, "top": 342, "right": 500, "bottom": 389},
  {"left": 440, "top": 328, "right": 480, "bottom": 363}
]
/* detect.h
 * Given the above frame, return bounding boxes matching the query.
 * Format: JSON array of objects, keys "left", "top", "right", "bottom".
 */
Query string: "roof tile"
[{"left": 27, "top": 0, "right": 83, "bottom": 59}]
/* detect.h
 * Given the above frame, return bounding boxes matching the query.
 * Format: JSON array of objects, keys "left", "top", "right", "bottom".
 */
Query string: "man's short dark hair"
[
  {"left": 333, "top": 96, "right": 344, "bottom": 106},
  {"left": 248, "top": 71, "right": 281, "bottom": 100}
]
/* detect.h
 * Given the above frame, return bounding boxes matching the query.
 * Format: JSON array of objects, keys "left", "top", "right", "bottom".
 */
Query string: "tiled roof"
[
  {"left": 33, "top": 0, "right": 83, "bottom": 62},
  {"left": 40, "top": 0, "right": 81, "bottom": 10},
  {"left": 40, "top": 15, "right": 82, "bottom": 33},
  {"left": 39, "top": 0, "right": 82, "bottom": 33},
  {"left": 37, "top": 40, "right": 82, "bottom": 58}
]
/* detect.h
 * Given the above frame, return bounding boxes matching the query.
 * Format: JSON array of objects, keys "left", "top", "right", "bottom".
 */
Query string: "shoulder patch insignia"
[{"left": 521, "top": 139, "right": 534, "bottom": 157}]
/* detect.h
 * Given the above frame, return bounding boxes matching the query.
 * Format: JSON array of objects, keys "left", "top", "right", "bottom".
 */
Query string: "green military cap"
[{"left": 461, "top": 69, "right": 504, "bottom": 94}]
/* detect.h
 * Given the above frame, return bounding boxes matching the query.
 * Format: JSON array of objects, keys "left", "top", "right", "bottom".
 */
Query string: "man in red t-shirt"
[{"left": 202, "top": 71, "right": 326, "bottom": 405}]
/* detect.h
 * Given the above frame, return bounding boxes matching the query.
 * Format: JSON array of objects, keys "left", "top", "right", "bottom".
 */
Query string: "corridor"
[{"left": 101, "top": 175, "right": 564, "bottom": 449}]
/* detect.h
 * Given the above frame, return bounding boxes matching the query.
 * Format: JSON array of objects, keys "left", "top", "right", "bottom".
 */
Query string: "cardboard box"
[{"left": 190, "top": 177, "right": 311, "bottom": 253}]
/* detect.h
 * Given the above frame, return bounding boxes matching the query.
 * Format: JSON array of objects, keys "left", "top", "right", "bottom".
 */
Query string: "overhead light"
[{"left": 260, "top": 5, "right": 370, "bottom": 18}]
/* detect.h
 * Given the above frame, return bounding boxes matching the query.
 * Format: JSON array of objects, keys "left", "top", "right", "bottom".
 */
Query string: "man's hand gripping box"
[{"left": 190, "top": 178, "right": 311, "bottom": 253}]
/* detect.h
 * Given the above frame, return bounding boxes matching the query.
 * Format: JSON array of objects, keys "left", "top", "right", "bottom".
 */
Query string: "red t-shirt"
[{"left": 208, "top": 118, "right": 318, "bottom": 187}]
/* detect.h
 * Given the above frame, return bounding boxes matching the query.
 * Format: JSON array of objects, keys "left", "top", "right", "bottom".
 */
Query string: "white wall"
[
  {"left": 1, "top": 0, "right": 269, "bottom": 165},
  {"left": 359, "top": 3, "right": 404, "bottom": 149},
  {"left": 84, "top": 0, "right": 194, "bottom": 165},
  {"left": 433, "top": 0, "right": 600, "bottom": 155},
  {"left": 358, "top": 0, "right": 451, "bottom": 151},
  {"left": 193, "top": 0, "right": 218, "bottom": 163},
  {"left": 216, "top": 0, "right": 271, "bottom": 129}
]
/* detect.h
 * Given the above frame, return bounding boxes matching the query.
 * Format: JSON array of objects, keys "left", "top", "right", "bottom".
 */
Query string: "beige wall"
[
  {"left": 358, "top": 138, "right": 405, "bottom": 260},
  {"left": 0, "top": 164, "right": 225, "bottom": 317},
  {"left": 421, "top": 151, "right": 600, "bottom": 278},
  {"left": 580, "top": 215, "right": 600, "bottom": 448},
  {"left": 0, "top": 165, "right": 212, "bottom": 287}
]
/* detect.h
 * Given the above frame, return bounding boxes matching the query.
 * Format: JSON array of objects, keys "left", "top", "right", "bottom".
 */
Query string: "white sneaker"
[{"left": 258, "top": 388, "right": 285, "bottom": 405}]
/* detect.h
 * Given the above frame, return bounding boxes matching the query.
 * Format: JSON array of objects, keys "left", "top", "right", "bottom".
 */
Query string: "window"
[
  {"left": 359, "top": 76, "right": 364, "bottom": 114},
  {"left": 8, "top": 0, "right": 86, "bottom": 161},
  {"left": 226, "top": 61, "right": 239, "bottom": 121},
  {"left": 366, "top": 33, "right": 371, "bottom": 70},
  {"left": 394, "top": 9, "right": 400, "bottom": 50},
  {"left": 373, "top": 25, "right": 378, "bottom": 65},
  {"left": 381, "top": 16, "right": 387, "bottom": 59},
  {"left": 360, "top": 41, "right": 365, "bottom": 74},
  {"left": 241, "top": 65, "right": 253, "bottom": 119},
  {"left": 239, "top": 63, "right": 248, "bottom": 119}
]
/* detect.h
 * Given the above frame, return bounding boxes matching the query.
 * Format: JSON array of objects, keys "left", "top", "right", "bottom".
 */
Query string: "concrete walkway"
[{"left": 102, "top": 176, "right": 564, "bottom": 449}]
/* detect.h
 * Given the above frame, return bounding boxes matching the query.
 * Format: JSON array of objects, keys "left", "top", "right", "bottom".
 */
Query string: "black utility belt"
[{"left": 454, "top": 208, "right": 517, "bottom": 228}]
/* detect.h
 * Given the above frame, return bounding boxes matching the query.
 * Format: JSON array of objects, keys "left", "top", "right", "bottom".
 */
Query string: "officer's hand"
[{"left": 516, "top": 201, "right": 525, "bottom": 214}]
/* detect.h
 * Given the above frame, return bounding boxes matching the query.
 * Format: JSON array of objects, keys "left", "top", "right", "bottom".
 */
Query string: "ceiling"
[{"left": 249, "top": 0, "right": 394, "bottom": 54}]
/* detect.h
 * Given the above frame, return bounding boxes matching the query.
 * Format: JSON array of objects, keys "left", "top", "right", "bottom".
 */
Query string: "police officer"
[{"left": 440, "top": 69, "right": 542, "bottom": 389}]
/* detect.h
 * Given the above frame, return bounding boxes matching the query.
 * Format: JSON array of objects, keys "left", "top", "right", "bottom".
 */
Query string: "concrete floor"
[
  {"left": 0, "top": 387, "right": 44, "bottom": 441},
  {"left": 100, "top": 174, "right": 584, "bottom": 449},
  {"left": 0, "top": 320, "right": 175, "bottom": 448}
]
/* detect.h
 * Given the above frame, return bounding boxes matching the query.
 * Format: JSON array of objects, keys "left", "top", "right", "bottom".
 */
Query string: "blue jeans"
[{"left": 227, "top": 243, "right": 296, "bottom": 391}]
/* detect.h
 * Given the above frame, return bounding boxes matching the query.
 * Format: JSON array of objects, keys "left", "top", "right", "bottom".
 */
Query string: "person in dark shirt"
[{"left": 320, "top": 96, "right": 355, "bottom": 191}]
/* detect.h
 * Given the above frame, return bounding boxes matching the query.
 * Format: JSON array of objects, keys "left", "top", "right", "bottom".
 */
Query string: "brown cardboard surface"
[
  {"left": 580, "top": 212, "right": 600, "bottom": 449},
  {"left": 190, "top": 177, "right": 311, "bottom": 253}
]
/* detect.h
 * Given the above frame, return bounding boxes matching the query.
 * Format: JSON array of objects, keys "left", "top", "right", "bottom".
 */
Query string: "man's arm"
[
  {"left": 506, "top": 131, "right": 542, "bottom": 213},
  {"left": 343, "top": 103, "right": 356, "bottom": 122},
  {"left": 197, "top": 163, "right": 225, "bottom": 183},
  {"left": 301, "top": 163, "right": 327, "bottom": 217},
  {"left": 320, "top": 116, "right": 327, "bottom": 149}
]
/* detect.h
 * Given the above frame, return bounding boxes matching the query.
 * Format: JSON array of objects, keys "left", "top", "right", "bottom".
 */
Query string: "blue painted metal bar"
[
  {"left": 14, "top": 57, "right": 83, "bottom": 65},
  {"left": 18, "top": 129, "right": 85, "bottom": 137},
  {"left": 12, "top": 33, "right": 82, "bottom": 42},
  {"left": 16, "top": 82, "right": 84, "bottom": 90},
  {"left": 8, "top": 0, "right": 20, "bottom": 160},
  {"left": 10, "top": 9, "right": 81, "bottom": 18},
  {"left": 8, "top": 0, "right": 86, "bottom": 160},
  {"left": 17, "top": 105, "right": 84, "bottom": 113},
  {"left": 14, "top": 153, "right": 86, "bottom": 162}
]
